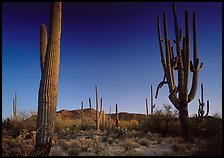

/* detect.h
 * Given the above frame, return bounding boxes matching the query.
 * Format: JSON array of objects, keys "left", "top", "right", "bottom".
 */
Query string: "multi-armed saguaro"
[
  {"left": 196, "top": 83, "right": 209, "bottom": 122},
  {"left": 13, "top": 93, "right": 17, "bottom": 123},
  {"left": 33, "top": 2, "right": 62, "bottom": 156},
  {"left": 155, "top": 2, "right": 203, "bottom": 139}
]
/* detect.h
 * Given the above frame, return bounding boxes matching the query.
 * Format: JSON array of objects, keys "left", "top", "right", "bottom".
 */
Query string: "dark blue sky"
[{"left": 2, "top": 2, "right": 222, "bottom": 119}]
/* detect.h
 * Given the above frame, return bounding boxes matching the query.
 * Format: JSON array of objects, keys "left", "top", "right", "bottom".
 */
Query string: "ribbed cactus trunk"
[
  {"left": 115, "top": 104, "right": 119, "bottom": 129},
  {"left": 145, "top": 98, "right": 149, "bottom": 116},
  {"left": 13, "top": 93, "right": 17, "bottom": 123},
  {"left": 33, "top": 2, "right": 62, "bottom": 156},
  {"left": 156, "top": 2, "right": 202, "bottom": 140}
]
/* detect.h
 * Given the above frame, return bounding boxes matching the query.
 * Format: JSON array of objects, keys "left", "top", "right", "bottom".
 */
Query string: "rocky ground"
[{"left": 49, "top": 130, "right": 200, "bottom": 156}]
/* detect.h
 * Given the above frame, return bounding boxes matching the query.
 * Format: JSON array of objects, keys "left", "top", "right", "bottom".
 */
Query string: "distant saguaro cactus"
[
  {"left": 155, "top": 2, "right": 203, "bottom": 139},
  {"left": 81, "top": 101, "right": 84, "bottom": 128},
  {"left": 196, "top": 83, "right": 209, "bottom": 122},
  {"left": 102, "top": 110, "right": 106, "bottom": 131},
  {"left": 33, "top": 2, "right": 62, "bottom": 156},
  {"left": 151, "top": 85, "right": 155, "bottom": 114},
  {"left": 116, "top": 104, "right": 119, "bottom": 129},
  {"left": 145, "top": 98, "right": 149, "bottom": 115},
  {"left": 13, "top": 93, "right": 17, "bottom": 123},
  {"left": 95, "top": 85, "right": 103, "bottom": 131},
  {"left": 108, "top": 106, "right": 112, "bottom": 128},
  {"left": 89, "top": 98, "right": 94, "bottom": 119}
]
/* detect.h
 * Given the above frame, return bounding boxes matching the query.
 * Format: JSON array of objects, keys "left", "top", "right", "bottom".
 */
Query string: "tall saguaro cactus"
[
  {"left": 33, "top": 2, "right": 62, "bottom": 156},
  {"left": 155, "top": 2, "right": 203, "bottom": 139},
  {"left": 151, "top": 85, "right": 155, "bottom": 114},
  {"left": 196, "top": 83, "right": 209, "bottom": 122},
  {"left": 13, "top": 93, "right": 17, "bottom": 123}
]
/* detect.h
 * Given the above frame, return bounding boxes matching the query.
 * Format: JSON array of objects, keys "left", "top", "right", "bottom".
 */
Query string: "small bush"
[{"left": 121, "top": 138, "right": 136, "bottom": 151}]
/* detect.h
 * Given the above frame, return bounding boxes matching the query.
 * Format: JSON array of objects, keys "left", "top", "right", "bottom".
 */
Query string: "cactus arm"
[
  {"left": 183, "top": 10, "right": 190, "bottom": 104},
  {"left": 163, "top": 12, "right": 175, "bottom": 91},
  {"left": 204, "top": 100, "right": 209, "bottom": 117},
  {"left": 188, "top": 12, "right": 203, "bottom": 103},
  {"left": 155, "top": 75, "right": 168, "bottom": 98},
  {"left": 157, "top": 16, "right": 166, "bottom": 68}
]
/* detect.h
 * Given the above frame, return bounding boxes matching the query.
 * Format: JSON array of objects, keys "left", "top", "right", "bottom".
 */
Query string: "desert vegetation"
[
  {"left": 2, "top": 2, "right": 222, "bottom": 156},
  {"left": 2, "top": 106, "right": 222, "bottom": 156}
]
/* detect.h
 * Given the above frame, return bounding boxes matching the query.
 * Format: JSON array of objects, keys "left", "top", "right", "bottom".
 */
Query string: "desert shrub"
[
  {"left": 108, "top": 127, "right": 129, "bottom": 138},
  {"left": 2, "top": 118, "right": 25, "bottom": 138},
  {"left": 121, "top": 138, "right": 136, "bottom": 151},
  {"left": 137, "top": 138, "right": 150, "bottom": 147},
  {"left": 128, "top": 119, "right": 139, "bottom": 130},
  {"left": 140, "top": 105, "right": 181, "bottom": 136},
  {"left": 189, "top": 116, "right": 222, "bottom": 137},
  {"left": 119, "top": 120, "right": 130, "bottom": 129},
  {"left": 54, "top": 116, "right": 78, "bottom": 133}
]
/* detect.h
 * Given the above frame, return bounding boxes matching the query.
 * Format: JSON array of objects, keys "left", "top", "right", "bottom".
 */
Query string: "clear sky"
[{"left": 2, "top": 2, "right": 222, "bottom": 119}]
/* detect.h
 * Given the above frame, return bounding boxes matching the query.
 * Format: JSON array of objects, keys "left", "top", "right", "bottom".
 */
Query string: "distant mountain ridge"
[{"left": 56, "top": 108, "right": 146, "bottom": 122}]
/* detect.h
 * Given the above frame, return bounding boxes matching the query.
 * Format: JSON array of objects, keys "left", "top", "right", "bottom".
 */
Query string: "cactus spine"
[
  {"left": 116, "top": 104, "right": 119, "bottom": 129},
  {"left": 196, "top": 83, "right": 209, "bottom": 122},
  {"left": 13, "top": 93, "right": 17, "bottom": 123},
  {"left": 155, "top": 2, "right": 203, "bottom": 139},
  {"left": 145, "top": 98, "right": 149, "bottom": 115},
  {"left": 33, "top": 2, "right": 62, "bottom": 156},
  {"left": 151, "top": 85, "right": 155, "bottom": 114}
]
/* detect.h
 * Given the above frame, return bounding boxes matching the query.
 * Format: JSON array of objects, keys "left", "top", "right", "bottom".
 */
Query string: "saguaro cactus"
[
  {"left": 116, "top": 104, "right": 119, "bottom": 129},
  {"left": 155, "top": 2, "right": 203, "bottom": 139},
  {"left": 89, "top": 98, "right": 94, "bottom": 119},
  {"left": 33, "top": 2, "right": 62, "bottom": 156},
  {"left": 102, "top": 110, "right": 106, "bottom": 131},
  {"left": 108, "top": 106, "right": 112, "bottom": 128},
  {"left": 196, "top": 83, "right": 209, "bottom": 122},
  {"left": 13, "top": 93, "right": 17, "bottom": 123},
  {"left": 145, "top": 98, "right": 149, "bottom": 115},
  {"left": 151, "top": 85, "right": 155, "bottom": 114}
]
